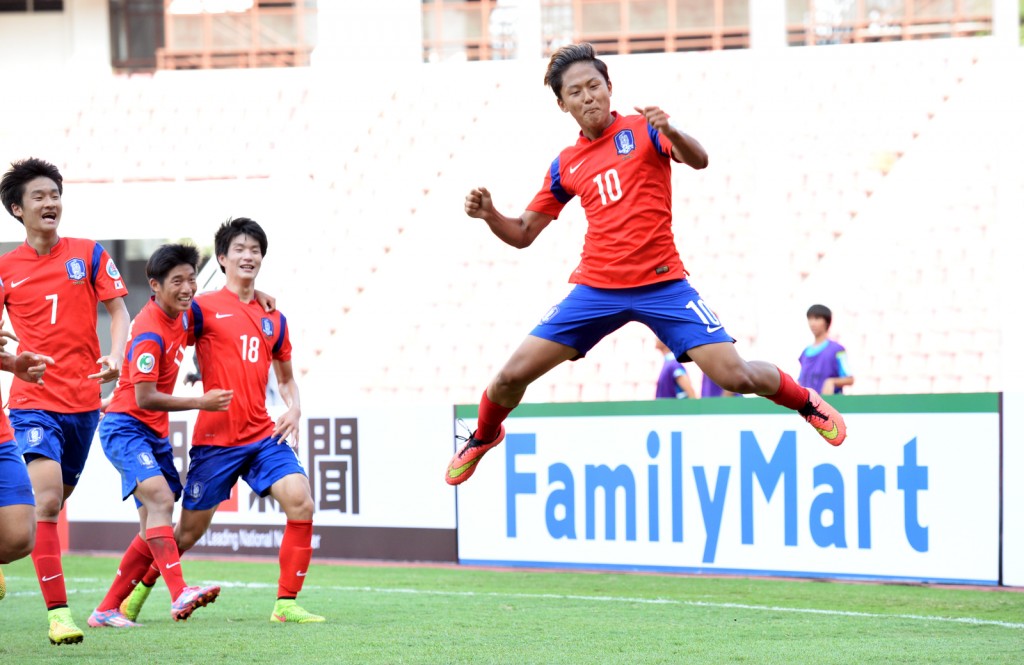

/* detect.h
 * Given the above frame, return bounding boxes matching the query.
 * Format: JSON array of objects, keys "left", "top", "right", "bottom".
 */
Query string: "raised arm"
[
  {"left": 634, "top": 105, "right": 709, "bottom": 170},
  {"left": 465, "top": 186, "right": 555, "bottom": 249}
]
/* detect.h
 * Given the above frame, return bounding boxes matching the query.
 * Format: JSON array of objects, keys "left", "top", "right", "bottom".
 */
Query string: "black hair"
[
  {"left": 0, "top": 157, "right": 63, "bottom": 223},
  {"left": 543, "top": 42, "right": 610, "bottom": 100},
  {"left": 146, "top": 243, "right": 200, "bottom": 285},
  {"left": 806, "top": 304, "right": 833, "bottom": 329},
  {"left": 214, "top": 217, "right": 268, "bottom": 273}
]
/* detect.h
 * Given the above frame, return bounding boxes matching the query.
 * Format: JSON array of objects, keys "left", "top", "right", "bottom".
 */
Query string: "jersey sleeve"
[
  {"left": 272, "top": 312, "right": 292, "bottom": 362},
  {"left": 644, "top": 123, "right": 679, "bottom": 162},
  {"left": 526, "top": 155, "right": 574, "bottom": 218},
  {"left": 91, "top": 243, "right": 130, "bottom": 301},
  {"left": 125, "top": 331, "right": 165, "bottom": 384}
]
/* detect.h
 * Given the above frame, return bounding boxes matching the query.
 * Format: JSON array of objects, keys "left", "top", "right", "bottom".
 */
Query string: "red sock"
[
  {"left": 96, "top": 534, "right": 154, "bottom": 612},
  {"left": 141, "top": 562, "right": 161, "bottom": 586},
  {"left": 766, "top": 367, "right": 810, "bottom": 411},
  {"left": 277, "top": 520, "right": 313, "bottom": 599},
  {"left": 147, "top": 526, "right": 186, "bottom": 599},
  {"left": 476, "top": 390, "right": 512, "bottom": 442},
  {"left": 31, "top": 520, "right": 67, "bottom": 610}
]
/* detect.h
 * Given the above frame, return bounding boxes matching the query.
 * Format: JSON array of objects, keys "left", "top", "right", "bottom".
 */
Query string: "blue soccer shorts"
[
  {"left": 0, "top": 441, "right": 35, "bottom": 507},
  {"left": 98, "top": 412, "right": 183, "bottom": 506},
  {"left": 11, "top": 409, "right": 100, "bottom": 487},
  {"left": 530, "top": 279, "right": 735, "bottom": 362},
  {"left": 182, "top": 436, "right": 307, "bottom": 511}
]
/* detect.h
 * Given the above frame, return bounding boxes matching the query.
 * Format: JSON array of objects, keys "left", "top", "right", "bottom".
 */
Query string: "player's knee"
[
  {"left": 0, "top": 529, "right": 35, "bottom": 563},
  {"left": 282, "top": 490, "right": 314, "bottom": 521},
  {"left": 33, "top": 494, "right": 63, "bottom": 522},
  {"left": 492, "top": 368, "right": 529, "bottom": 395}
]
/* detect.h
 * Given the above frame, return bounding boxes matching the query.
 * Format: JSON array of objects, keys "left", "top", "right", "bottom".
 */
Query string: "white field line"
[{"left": 6, "top": 577, "right": 1022, "bottom": 630}]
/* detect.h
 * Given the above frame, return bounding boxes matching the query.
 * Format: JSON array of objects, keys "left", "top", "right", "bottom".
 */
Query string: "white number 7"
[{"left": 45, "top": 294, "right": 58, "bottom": 325}]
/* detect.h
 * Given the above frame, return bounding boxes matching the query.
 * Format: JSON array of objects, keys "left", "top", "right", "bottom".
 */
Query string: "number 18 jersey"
[{"left": 189, "top": 288, "right": 291, "bottom": 447}]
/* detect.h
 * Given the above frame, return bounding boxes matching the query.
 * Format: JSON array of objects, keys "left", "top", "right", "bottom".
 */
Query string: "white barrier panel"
[
  {"left": 456, "top": 395, "right": 1001, "bottom": 585},
  {"left": 1002, "top": 392, "right": 1024, "bottom": 586},
  {"left": 68, "top": 402, "right": 457, "bottom": 559}
]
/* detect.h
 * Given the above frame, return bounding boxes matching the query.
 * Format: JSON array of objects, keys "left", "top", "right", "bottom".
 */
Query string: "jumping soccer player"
[
  {"left": 445, "top": 43, "right": 846, "bottom": 485},
  {"left": 89, "top": 244, "right": 228, "bottom": 629},
  {"left": 799, "top": 304, "right": 854, "bottom": 395},
  {"left": 122, "top": 217, "right": 322, "bottom": 624},
  {"left": 0, "top": 320, "right": 55, "bottom": 601},
  {"left": 0, "top": 157, "right": 130, "bottom": 644}
]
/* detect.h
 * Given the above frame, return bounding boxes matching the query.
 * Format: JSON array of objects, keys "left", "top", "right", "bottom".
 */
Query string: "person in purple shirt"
[
  {"left": 799, "top": 304, "right": 854, "bottom": 395},
  {"left": 655, "top": 339, "right": 696, "bottom": 399}
]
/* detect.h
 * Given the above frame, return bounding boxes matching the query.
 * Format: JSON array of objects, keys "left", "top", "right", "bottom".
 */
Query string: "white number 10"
[{"left": 592, "top": 168, "right": 623, "bottom": 205}]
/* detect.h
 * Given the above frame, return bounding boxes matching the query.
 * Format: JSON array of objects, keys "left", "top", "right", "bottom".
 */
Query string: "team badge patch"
[
  {"left": 188, "top": 481, "right": 204, "bottom": 500},
  {"left": 106, "top": 258, "right": 121, "bottom": 279},
  {"left": 261, "top": 317, "right": 274, "bottom": 337},
  {"left": 137, "top": 452, "right": 156, "bottom": 468},
  {"left": 614, "top": 129, "right": 635, "bottom": 156},
  {"left": 541, "top": 305, "right": 559, "bottom": 324},
  {"left": 27, "top": 427, "right": 44, "bottom": 447},
  {"left": 65, "top": 258, "right": 87, "bottom": 281},
  {"left": 136, "top": 352, "right": 156, "bottom": 373}
]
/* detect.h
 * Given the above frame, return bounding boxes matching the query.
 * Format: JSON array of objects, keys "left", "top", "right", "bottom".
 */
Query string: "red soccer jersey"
[
  {"left": 106, "top": 299, "right": 189, "bottom": 438},
  {"left": 527, "top": 112, "right": 688, "bottom": 289},
  {"left": 189, "top": 288, "right": 291, "bottom": 447},
  {"left": 0, "top": 237, "right": 128, "bottom": 412},
  {"left": 0, "top": 279, "right": 15, "bottom": 443}
]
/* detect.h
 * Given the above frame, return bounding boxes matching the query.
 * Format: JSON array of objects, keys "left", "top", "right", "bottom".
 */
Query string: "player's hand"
[
  {"left": 255, "top": 289, "right": 277, "bottom": 313},
  {"left": 89, "top": 355, "right": 121, "bottom": 383},
  {"left": 13, "top": 351, "right": 54, "bottom": 386},
  {"left": 465, "top": 187, "right": 496, "bottom": 220},
  {"left": 273, "top": 407, "right": 301, "bottom": 447},
  {"left": 0, "top": 325, "right": 17, "bottom": 350},
  {"left": 634, "top": 105, "right": 673, "bottom": 134},
  {"left": 198, "top": 388, "right": 233, "bottom": 411}
]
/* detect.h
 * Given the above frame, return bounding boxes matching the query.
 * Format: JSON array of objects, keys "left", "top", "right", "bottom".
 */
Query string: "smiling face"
[
  {"left": 218, "top": 232, "right": 263, "bottom": 284},
  {"left": 556, "top": 61, "right": 614, "bottom": 139},
  {"left": 11, "top": 175, "right": 61, "bottom": 234},
  {"left": 151, "top": 263, "right": 197, "bottom": 316}
]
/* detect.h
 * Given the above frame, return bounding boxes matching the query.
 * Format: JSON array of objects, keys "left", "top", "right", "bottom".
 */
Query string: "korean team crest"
[
  {"left": 188, "top": 481, "right": 204, "bottom": 500},
  {"left": 261, "top": 317, "right": 274, "bottom": 337},
  {"left": 614, "top": 129, "right": 635, "bottom": 156},
  {"left": 106, "top": 258, "right": 121, "bottom": 279},
  {"left": 27, "top": 427, "right": 44, "bottom": 447},
  {"left": 137, "top": 451, "right": 156, "bottom": 468},
  {"left": 65, "top": 258, "right": 87, "bottom": 281}
]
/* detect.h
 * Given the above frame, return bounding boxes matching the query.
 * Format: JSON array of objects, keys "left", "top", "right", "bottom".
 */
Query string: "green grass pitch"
[{"left": 1, "top": 555, "right": 1021, "bottom": 664}]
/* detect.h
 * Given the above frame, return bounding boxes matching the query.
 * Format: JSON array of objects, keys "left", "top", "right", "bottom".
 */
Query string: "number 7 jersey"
[
  {"left": 189, "top": 287, "right": 291, "bottom": 447},
  {"left": 0, "top": 237, "right": 128, "bottom": 411}
]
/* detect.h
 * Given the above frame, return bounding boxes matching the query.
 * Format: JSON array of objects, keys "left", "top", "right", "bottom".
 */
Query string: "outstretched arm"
[
  {"left": 465, "top": 186, "right": 555, "bottom": 249},
  {"left": 634, "top": 106, "right": 709, "bottom": 170}
]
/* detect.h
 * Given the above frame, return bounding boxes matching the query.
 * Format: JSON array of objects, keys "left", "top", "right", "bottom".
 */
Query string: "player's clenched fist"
[
  {"left": 198, "top": 388, "right": 233, "bottom": 412},
  {"left": 465, "top": 186, "right": 495, "bottom": 219},
  {"left": 634, "top": 105, "right": 672, "bottom": 133}
]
